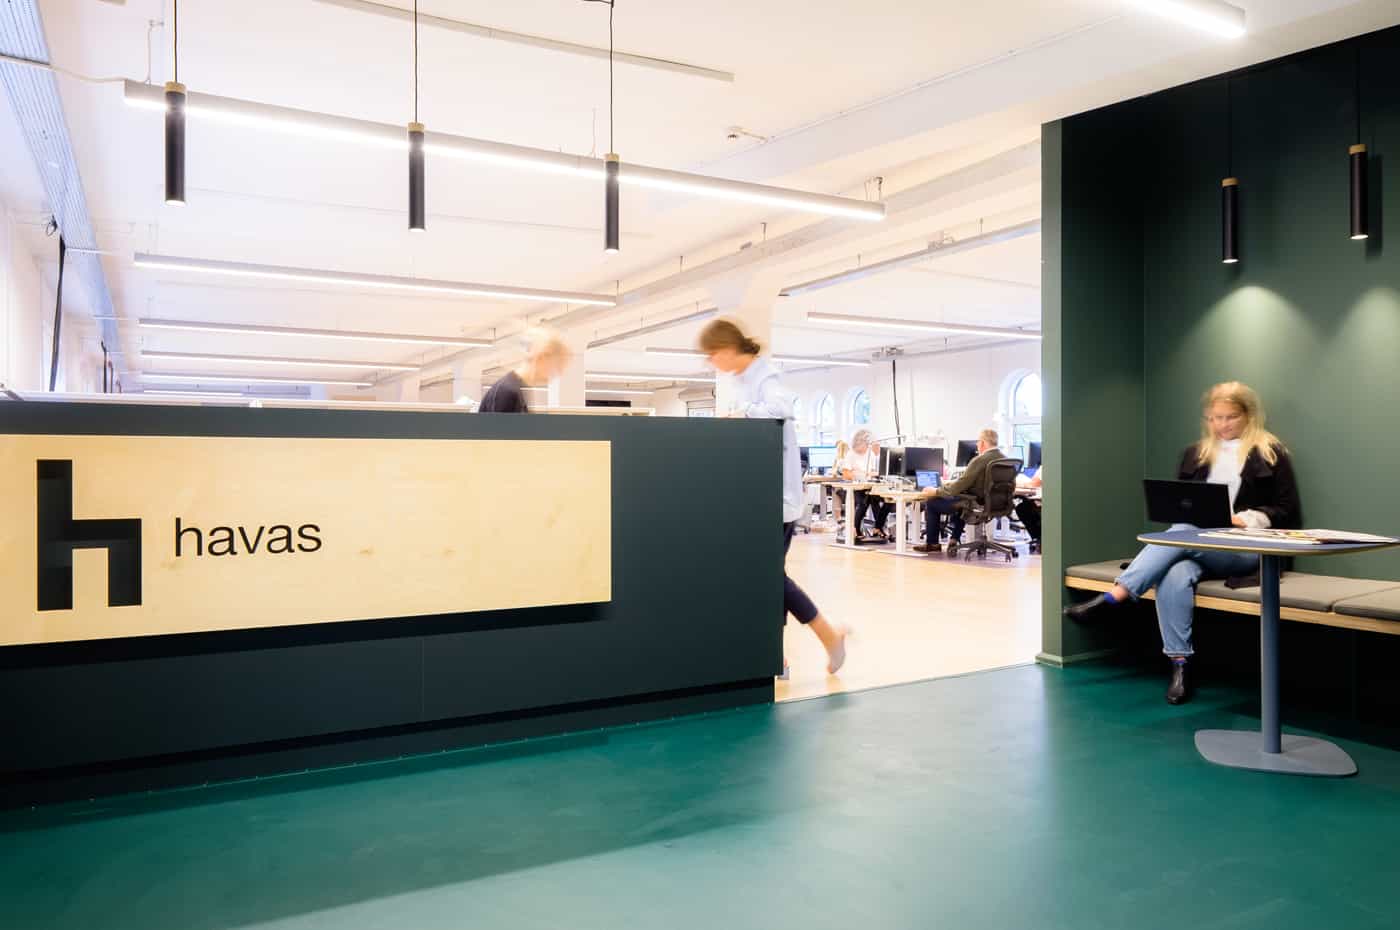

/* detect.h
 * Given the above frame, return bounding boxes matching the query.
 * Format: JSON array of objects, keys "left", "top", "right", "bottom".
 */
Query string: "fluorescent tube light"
[
  {"left": 133, "top": 252, "right": 617, "bottom": 306},
  {"left": 138, "top": 317, "right": 492, "bottom": 347},
  {"left": 141, "top": 372, "right": 374, "bottom": 387},
  {"left": 123, "top": 80, "right": 884, "bottom": 221},
  {"left": 773, "top": 354, "right": 870, "bottom": 368},
  {"left": 806, "top": 312, "right": 1042, "bottom": 340},
  {"left": 643, "top": 347, "right": 868, "bottom": 368},
  {"left": 587, "top": 307, "right": 718, "bottom": 349},
  {"left": 587, "top": 388, "right": 655, "bottom": 396},
  {"left": 144, "top": 389, "right": 246, "bottom": 398},
  {"left": 142, "top": 349, "right": 419, "bottom": 372},
  {"left": 586, "top": 371, "right": 717, "bottom": 383},
  {"left": 1128, "top": 0, "right": 1245, "bottom": 39}
]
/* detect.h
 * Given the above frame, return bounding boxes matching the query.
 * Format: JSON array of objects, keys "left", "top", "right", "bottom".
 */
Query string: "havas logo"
[
  {"left": 37, "top": 460, "right": 143, "bottom": 611},
  {"left": 175, "top": 518, "right": 322, "bottom": 557}
]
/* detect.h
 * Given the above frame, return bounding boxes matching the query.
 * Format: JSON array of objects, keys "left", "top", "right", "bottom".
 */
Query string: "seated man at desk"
[
  {"left": 837, "top": 429, "right": 891, "bottom": 541},
  {"left": 1015, "top": 467, "right": 1043, "bottom": 552},
  {"left": 914, "top": 429, "right": 1006, "bottom": 554}
]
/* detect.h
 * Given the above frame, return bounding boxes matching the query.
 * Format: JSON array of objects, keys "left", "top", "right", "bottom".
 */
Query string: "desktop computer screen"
[
  {"left": 903, "top": 446, "right": 944, "bottom": 476},
  {"left": 1008, "top": 445, "right": 1026, "bottom": 465},
  {"left": 880, "top": 446, "right": 905, "bottom": 478},
  {"left": 915, "top": 470, "right": 942, "bottom": 490},
  {"left": 807, "top": 445, "right": 837, "bottom": 472},
  {"left": 1028, "top": 441, "right": 1042, "bottom": 471},
  {"left": 955, "top": 439, "right": 980, "bottom": 467}
]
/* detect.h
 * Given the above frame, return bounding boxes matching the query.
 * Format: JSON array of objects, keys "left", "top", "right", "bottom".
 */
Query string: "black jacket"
[{"left": 1176, "top": 442, "right": 1302, "bottom": 529}]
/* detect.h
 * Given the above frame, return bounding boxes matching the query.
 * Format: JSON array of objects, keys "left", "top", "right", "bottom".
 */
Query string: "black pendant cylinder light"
[
  {"left": 1350, "top": 144, "right": 1369, "bottom": 241},
  {"left": 408, "top": 122, "right": 425, "bottom": 232},
  {"left": 164, "top": 2, "right": 185, "bottom": 205},
  {"left": 1221, "top": 178, "right": 1239, "bottom": 264},
  {"left": 407, "top": 0, "right": 425, "bottom": 231},
  {"left": 604, "top": 153, "right": 620, "bottom": 253}
]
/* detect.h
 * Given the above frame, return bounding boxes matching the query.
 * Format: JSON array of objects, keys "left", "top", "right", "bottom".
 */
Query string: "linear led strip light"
[
  {"left": 585, "top": 371, "right": 717, "bottom": 384},
  {"left": 645, "top": 347, "right": 869, "bottom": 368},
  {"left": 141, "top": 372, "right": 373, "bottom": 387},
  {"left": 143, "top": 389, "right": 247, "bottom": 398},
  {"left": 141, "top": 349, "right": 419, "bottom": 371},
  {"left": 122, "top": 81, "right": 886, "bottom": 222},
  {"left": 133, "top": 253, "right": 616, "bottom": 306},
  {"left": 139, "top": 317, "right": 493, "bottom": 348},
  {"left": 521, "top": 386, "right": 657, "bottom": 397},
  {"left": 806, "top": 312, "right": 1042, "bottom": 341},
  {"left": 1128, "top": 0, "right": 1245, "bottom": 39}
]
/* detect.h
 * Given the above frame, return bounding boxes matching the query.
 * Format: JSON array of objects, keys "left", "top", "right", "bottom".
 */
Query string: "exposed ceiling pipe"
[
  {"left": 780, "top": 220, "right": 1041, "bottom": 297},
  {"left": 587, "top": 306, "right": 717, "bottom": 349}
]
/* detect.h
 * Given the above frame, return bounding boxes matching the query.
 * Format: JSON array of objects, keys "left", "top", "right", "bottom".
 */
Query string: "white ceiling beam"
[{"left": 311, "top": 0, "right": 735, "bottom": 83}]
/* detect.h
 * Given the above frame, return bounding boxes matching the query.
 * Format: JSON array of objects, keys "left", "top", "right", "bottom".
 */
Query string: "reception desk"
[{"left": 0, "top": 401, "right": 783, "bottom": 804}]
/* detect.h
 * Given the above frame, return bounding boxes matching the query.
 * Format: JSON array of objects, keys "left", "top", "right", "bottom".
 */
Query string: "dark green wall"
[
  {"left": 0, "top": 402, "right": 783, "bottom": 804},
  {"left": 1044, "top": 25, "right": 1400, "bottom": 661},
  {"left": 1041, "top": 109, "right": 1147, "bottom": 664}
]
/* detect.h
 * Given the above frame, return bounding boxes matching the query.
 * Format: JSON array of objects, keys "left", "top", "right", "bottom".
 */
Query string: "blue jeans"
[{"left": 1116, "top": 524, "right": 1258, "bottom": 658}]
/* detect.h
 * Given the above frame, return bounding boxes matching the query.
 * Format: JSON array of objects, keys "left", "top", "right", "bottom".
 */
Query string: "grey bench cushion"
[
  {"left": 1333, "top": 588, "right": 1400, "bottom": 622},
  {"left": 1064, "top": 560, "right": 1129, "bottom": 584},
  {"left": 1066, "top": 563, "right": 1400, "bottom": 614}
]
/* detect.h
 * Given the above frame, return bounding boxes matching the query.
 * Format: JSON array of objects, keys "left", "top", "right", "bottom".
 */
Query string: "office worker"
[
  {"left": 477, "top": 327, "right": 574, "bottom": 413},
  {"left": 914, "top": 428, "right": 1005, "bottom": 554},
  {"left": 839, "top": 429, "right": 891, "bottom": 541},
  {"left": 829, "top": 439, "right": 850, "bottom": 521},
  {"left": 699, "top": 319, "right": 849, "bottom": 676},
  {"left": 1065, "top": 381, "right": 1301, "bottom": 705},
  {"left": 1015, "top": 468, "right": 1043, "bottom": 552}
]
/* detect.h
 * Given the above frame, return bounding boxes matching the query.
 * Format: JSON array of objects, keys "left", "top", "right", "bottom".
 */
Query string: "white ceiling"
[{"left": 7, "top": 0, "right": 1398, "bottom": 394}]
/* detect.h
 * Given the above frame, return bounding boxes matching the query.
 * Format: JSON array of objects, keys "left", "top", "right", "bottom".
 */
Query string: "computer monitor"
[
  {"left": 902, "top": 446, "right": 944, "bottom": 476},
  {"left": 807, "top": 444, "right": 837, "bottom": 472},
  {"left": 880, "top": 446, "right": 905, "bottom": 477},
  {"left": 800, "top": 446, "right": 811, "bottom": 473},
  {"left": 1028, "top": 441, "right": 1042, "bottom": 470},
  {"left": 1008, "top": 445, "right": 1026, "bottom": 465},
  {"left": 915, "top": 470, "right": 942, "bottom": 490},
  {"left": 955, "top": 439, "right": 980, "bottom": 467}
]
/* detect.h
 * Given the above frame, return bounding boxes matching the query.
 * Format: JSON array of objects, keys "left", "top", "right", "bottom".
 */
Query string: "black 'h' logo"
[{"left": 36, "top": 460, "right": 143, "bottom": 611}]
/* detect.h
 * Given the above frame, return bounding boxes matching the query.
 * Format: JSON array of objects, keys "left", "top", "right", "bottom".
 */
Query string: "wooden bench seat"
[{"left": 1064, "top": 560, "right": 1400, "bottom": 636}]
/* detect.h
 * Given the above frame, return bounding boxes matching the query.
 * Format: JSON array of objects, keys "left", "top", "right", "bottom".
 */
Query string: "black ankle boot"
[
  {"left": 1063, "top": 594, "right": 1114, "bottom": 622},
  {"left": 1166, "top": 661, "right": 1190, "bottom": 705}
]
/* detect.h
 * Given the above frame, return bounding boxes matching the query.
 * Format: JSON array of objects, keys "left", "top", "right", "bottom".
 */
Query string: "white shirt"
[
  {"left": 724, "top": 357, "right": 803, "bottom": 524},
  {"left": 838, "top": 447, "right": 878, "bottom": 481},
  {"left": 1208, "top": 439, "right": 1270, "bottom": 528}
]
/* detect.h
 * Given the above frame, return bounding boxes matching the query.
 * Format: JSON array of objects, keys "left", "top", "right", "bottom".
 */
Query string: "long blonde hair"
[
  {"left": 834, "top": 439, "right": 849, "bottom": 460},
  {"left": 1195, "top": 381, "right": 1283, "bottom": 467}
]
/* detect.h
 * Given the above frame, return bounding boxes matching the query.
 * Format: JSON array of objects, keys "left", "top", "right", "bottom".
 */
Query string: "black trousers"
[
  {"left": 852, "top": 490, "right": 891, "bottom": 535},
  {"left": 783, "top": 521, "right": 819, "bottom": 624},
  {"left": 1015, "top": 498, "right": 1042, "bottom": 543}
]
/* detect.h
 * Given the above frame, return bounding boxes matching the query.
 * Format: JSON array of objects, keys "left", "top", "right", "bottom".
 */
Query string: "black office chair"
[{"left": 954, "top": 458, "right": 1023, "bottom": 562}]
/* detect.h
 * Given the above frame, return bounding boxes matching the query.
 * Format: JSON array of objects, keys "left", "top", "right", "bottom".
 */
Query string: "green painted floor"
[{"left": 5, "top": 663, "right": 1400, "bottom": 930}]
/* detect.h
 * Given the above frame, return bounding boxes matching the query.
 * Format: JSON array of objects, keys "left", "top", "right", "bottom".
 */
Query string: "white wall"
[
  {"left": 781, "top": 341, "right": 1041, "bottom": 457},
  {"left": 0, "top": 206, "right": 43, "bottom": 391}
]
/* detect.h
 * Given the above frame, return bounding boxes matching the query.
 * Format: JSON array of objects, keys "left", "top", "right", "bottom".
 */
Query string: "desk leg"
[
  {"left": 830, "top": 488, "right": 862, "bottom": 551},
  {"left": 1194, "top": 554, "right": 1357, "bottom": 776},
  {"left": 894, "top": 498, "right": 907, "bottom": 555}
]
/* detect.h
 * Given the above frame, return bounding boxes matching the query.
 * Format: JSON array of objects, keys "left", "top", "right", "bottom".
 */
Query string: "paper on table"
[
  {"left": 1199, "top": 531, "right": 1321, "bottom": 545},
  {"left": 1201, "top": 528, "right": 1396, "bottom": 545},
  {"left": 1302, "top": 529, "right": 1398, "bottom": 544}
]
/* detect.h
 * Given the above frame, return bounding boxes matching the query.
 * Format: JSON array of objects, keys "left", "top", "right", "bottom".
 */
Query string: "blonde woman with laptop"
[{"left": 1064, "top": 382, "right": 1301, "bottom": 704}]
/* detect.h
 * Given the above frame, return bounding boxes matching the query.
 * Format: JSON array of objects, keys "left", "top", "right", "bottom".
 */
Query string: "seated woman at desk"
[
  {"left": 829, "top": 439, "right": 850, "bottom": 522},
  {"left": 838, "top": 429, "right": 891, "bottom": 541},
  {"left": 1064, "top": 381, "right": 1300, "bottom": 705}
]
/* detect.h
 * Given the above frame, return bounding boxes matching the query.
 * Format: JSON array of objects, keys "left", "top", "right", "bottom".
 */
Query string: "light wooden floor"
[{"left": 777, "top": 527, "right": 1042, "bottom": 701}]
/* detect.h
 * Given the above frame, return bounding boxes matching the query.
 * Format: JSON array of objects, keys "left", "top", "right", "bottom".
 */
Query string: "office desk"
[
  {"left": 803, "top": 474, "right": 835, "bottom": 522},
  {"left": 827, "top": 481, "right": 874, "bottom": 551},
  {"left": 1139, "top": 529, "right": 1400, "bottom": 777},
  {"left": 872, "top": 487, "right": 929, "bottom": 558}
]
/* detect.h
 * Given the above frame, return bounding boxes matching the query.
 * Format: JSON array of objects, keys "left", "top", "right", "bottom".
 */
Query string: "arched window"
[
  {"left": 849, "top": 388, "right": 871, "bottom": 428},
  {"left": 814, "top": 393, "right": 837, "bottom": 445},
  {"left": 1007, "top": 371, "right": 1042, "bottom": 459}
]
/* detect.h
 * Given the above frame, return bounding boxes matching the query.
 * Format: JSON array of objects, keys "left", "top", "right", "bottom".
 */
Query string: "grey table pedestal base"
[{"left": 1194, "top": 729, "right": 1357, "bottom": 777}]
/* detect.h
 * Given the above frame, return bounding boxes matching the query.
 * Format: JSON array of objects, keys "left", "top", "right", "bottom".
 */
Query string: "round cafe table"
[{"left": 1138, "top": 529, "right": 1400, "bottom": 777}]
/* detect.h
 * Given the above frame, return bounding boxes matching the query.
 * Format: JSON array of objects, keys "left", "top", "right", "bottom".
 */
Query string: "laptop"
[
  {"left": 916, "top": 469, "right": 942, "bottom": 491},
  {"left": 1143, "top": 479, "right": 1233, "bottom": 528}
]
